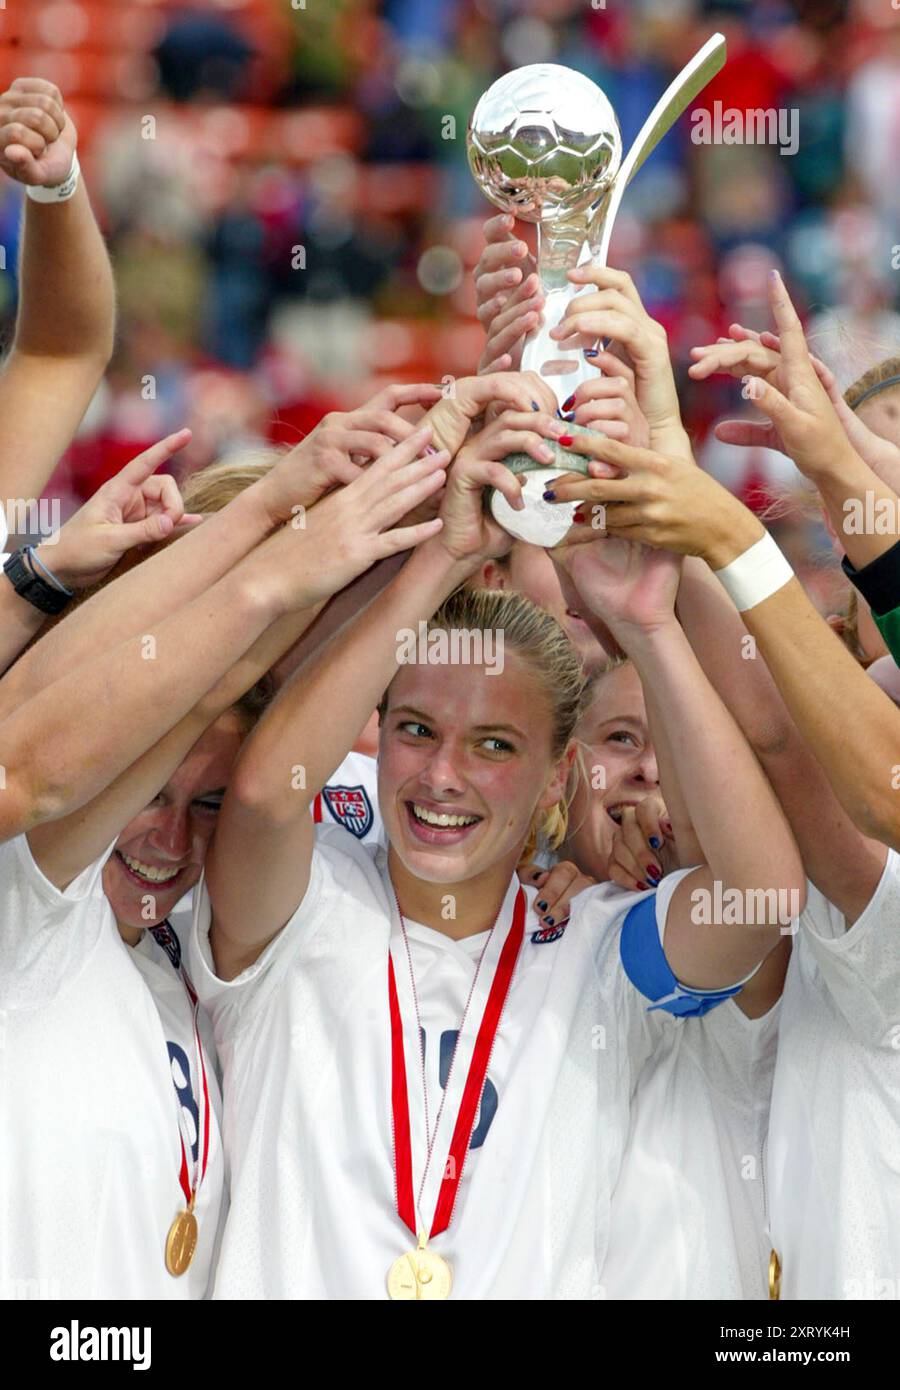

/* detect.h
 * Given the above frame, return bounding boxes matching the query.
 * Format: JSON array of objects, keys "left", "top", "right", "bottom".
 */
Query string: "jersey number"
[
  {"left": 167, "top": 1041, "right": 200, "bottom": 1163},
  {"left": 420, "top": 1029, "right": 498, "bottom": 1150}
]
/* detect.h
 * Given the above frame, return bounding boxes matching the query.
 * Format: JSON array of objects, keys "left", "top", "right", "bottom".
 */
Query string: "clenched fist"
[{"left": 0, "top": 77, "right": 76, "bottom": 188}]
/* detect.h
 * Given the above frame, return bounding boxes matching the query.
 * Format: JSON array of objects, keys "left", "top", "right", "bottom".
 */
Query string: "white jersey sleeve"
[
  {"left": 575, "top": 866, "right": 726, "bottom": 1081},
  {"left": 189, "top": 826, "right": 385, "bottom": 1045},
  {"left": 0, "top": 833, "right": 113, "bottom": 1010},
  {"left": 802, "top": 848, "right": 900, "bottom": 1046}
]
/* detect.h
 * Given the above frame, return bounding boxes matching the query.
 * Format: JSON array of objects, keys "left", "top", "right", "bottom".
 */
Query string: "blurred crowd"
[{"left": 0, "top": 0, "right": 898, "bottom": 614}]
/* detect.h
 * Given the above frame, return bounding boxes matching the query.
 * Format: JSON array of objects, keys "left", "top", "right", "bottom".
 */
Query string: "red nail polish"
[
  {"left": 562, "top": 394, "right": 576, "bottom": 410},
  {"left": 572, "top": 510, "right": 585, "bottom": 524},
  {"left": 558, "top": 434, "right": 573, "bottom": 447},
  {"left": 635, "top": 881, "right": 646, "bottom": 892}
]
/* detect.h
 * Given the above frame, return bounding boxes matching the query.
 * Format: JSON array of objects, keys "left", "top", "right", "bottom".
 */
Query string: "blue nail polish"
[
  {"left": 537, "top": 900, "right": 548, "bottom": 912},
  {"left": 531, "top": 400, "right": 540, "bottom": 411},
  {"left": 649, "top": 836, "right": 661, "bottom": 850},
  {"left": 584, "top": 348, "right": 599, "bottom": 358},
  {"left": 544, "top": 915, "right": 555, "bottom": 926},
  {"left": 542, "top": 490, "right": 555, "bottom": 501}
]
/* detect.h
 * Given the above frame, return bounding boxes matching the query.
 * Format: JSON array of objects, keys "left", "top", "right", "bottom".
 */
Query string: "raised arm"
[
  {"left": 0, "top": 432, "right": 201, "bottom": 672},
  {"left": 0, "top": 397, "right": 400, "bottom": 713},
  {"left": 552, "top": 523, "right": 805, "bottom": 991},
  {"left": 0, "top": 79, "right": 115, "bottom": 503},
  {"left": 676, "top": 556, "right": 887, "bottom": 921},
  {"left": 553, "top": 430, "right": 900, "bottom": 851},
  {"left": 1, "top": 430, "right": 445, "bottom": 846},
  {"left": 206, "top": 423, "right": 527, "bottom": 979}
]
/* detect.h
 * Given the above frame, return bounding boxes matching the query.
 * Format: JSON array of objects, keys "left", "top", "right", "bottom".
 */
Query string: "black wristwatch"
[{"left": 3, "top": 548, "right": 73, "bottom": 615}]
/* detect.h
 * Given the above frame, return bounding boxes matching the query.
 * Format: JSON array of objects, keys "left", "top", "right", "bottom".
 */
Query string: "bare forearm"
[
  {"left": 677, "top": 558, "right": 885, "bottom": 917},
  {"left": 15, "top": 183, "right": 114, "bottom": 360},
  {"left": 619, "top": 619, "right": 801, "bottom": 894},
  {"left": 0, "top": 577, "right": 45, "bottom": 672},
  {"left": 744, "top": 580, "right": 900, "bottom": 847},
  {"left": 641, "top": 681, "right": 704, "bottom": 867},
  {"left": 0, "top": 566, "right": 279, "bottom": 838},
  {"left": 0, "top": 485, "right": 276, "bottom": 715},
  {"left": 269, "top": 550, "right": 407, "bottom": 684},
  {"left": 230, "top": 541, "right": 474, "bottom": 821},
  {"left": 29, "top": 599, "right": 322, "bottom": 887},
  {"left": 812, "top": 449, "right": 900, "bottom": 571},
  {"left": 0, "top": 184, "right": 116, "bottom": 503}
]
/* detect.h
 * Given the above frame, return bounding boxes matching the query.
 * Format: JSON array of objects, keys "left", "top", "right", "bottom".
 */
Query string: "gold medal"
[
  {"left": 768, "top": 1248, "right": 781, "bottom": 1301},
  {"left": 387, "top": 1233, "right": 453, "bottom": 1301},
  {"left": 166, "top": 1203, "right": 198, "bottom": 1278}
]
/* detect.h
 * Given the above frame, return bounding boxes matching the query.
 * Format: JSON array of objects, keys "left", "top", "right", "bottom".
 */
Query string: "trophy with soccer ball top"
[{"left": 466, "top": 34, "right": 726, "bottom": 544}]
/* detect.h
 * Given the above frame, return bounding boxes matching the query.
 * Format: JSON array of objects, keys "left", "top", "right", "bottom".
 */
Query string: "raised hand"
[
  {"left": 34, "top": 430, "right": 201, "bottom": 590},
  {"left": 545, "top": 433, "right": 762, "bottom": 569},
  {"left": 259, "top": 427, "right": 448, "bottom": 613},
  {"left": 696, "top": 321, "right": 900, "bottom": 495},
  {"left": 0, "top": 77, "right": 76, "bottom": 188},
  {"left": 431, "top": 418, "right": 534, "bottom": 565},
  {"left": 258, "top": 385, "right": 441, "bottom": 524},
  {"left": 475, "top": 214, "right": 540, "bottom": 373},
  {"left": 551, "top": 527, "right": 682, "bottom": 641},
  {"left": 561, "top": 353, "right": 651, "bottom": 446},
  {"left": 422, "top": 370, "right": 558, "bottom": 457},
  {"left": 735, "top": 272, "right": 865, "bottom": 485},
  {"left": 550, "top": 266, "right": 689, "bottom": 457}
]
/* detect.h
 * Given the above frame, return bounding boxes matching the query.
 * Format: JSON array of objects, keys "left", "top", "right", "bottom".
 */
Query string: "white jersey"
[
  {"left": 604, "top": 996, "right": 779, "bottom": 1299},
  {"left": 167, "top": 751, "right": 384, "bottom": 942},
  {"left": 190, "top": 826, "right": 755, "bottom": 1299},
  {"left": 767, "top": 850, "right": 900, "bottom": 1300},
  {"left": 0, "top": 834, "right": 225, "bottom": 1300},
  {"left": 312, "top": 750, "right": 383, "bottom": 845}
]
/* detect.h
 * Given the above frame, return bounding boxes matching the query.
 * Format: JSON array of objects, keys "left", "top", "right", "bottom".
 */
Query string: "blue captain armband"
[{"left": 620, "top": 894, "right": 743, "bottom": 1018}]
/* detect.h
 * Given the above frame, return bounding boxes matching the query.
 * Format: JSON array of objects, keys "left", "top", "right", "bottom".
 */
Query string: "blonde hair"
[
  {"left": 381, "top": 587, "right": 588, "bottom": 863},
  {"left": 845, "top": 354, "right": 900, "bottom": 413},
  {"left": 179, "top": 449, "right": 283, "bottom": 513}
]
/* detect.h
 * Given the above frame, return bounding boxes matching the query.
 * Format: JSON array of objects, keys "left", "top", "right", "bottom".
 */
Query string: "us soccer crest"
[
  {"left": 322, "top": 784, "right": 374, "bottom": 839},
  {"left": 531, "top": 916, "right": 568, "bottom": 945}
]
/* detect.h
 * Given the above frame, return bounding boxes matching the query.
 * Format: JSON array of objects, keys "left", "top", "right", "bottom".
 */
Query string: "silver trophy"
[{"left": 467, "top": 34, "right": 727, "bottom": 544}]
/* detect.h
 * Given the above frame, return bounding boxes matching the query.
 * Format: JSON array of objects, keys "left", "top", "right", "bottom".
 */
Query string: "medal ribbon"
[
  {"left": 150, "top": 922, "right": 211, "bottom": 1206},
  {"left": 388, "top": 886, "right": 526, "bottom": 1241}
]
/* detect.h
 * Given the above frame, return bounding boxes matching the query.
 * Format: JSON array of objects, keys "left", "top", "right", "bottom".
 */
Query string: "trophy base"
[{"left": 490, "top": 425, "right": 596, "bottom": 547}]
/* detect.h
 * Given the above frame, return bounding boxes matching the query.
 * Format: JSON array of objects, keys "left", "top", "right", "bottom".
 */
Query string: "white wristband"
[
  {"left": 713, "top": 531, "right": 794, "bottom": 612},
  {"left": 25, "top": 150, "right": 80, "bottom": 204}
]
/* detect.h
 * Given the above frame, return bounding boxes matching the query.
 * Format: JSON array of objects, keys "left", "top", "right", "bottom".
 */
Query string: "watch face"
[{"left": 490, "top": 468, "right": 580, "bottom": 546}]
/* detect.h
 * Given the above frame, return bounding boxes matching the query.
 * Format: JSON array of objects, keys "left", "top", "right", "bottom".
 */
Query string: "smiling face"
[
  {"left": 565, "top": 662, "right": 658, "bottom": 882},
  {"left": 102, "top": 712, "right": 248, "bottom": 937},
  {"left": 378, "top": 654, "right": 571, "bottom": 899}
]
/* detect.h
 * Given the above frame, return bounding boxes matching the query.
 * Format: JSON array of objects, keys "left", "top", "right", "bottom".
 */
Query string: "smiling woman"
[{"left": 191, "top": 414, "right": 805, "bottom": 1300}]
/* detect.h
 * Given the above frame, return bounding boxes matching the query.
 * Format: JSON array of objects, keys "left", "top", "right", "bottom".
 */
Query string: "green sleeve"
[{"left": 873, "top": 604, "right": 900, "bottom": 664}]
